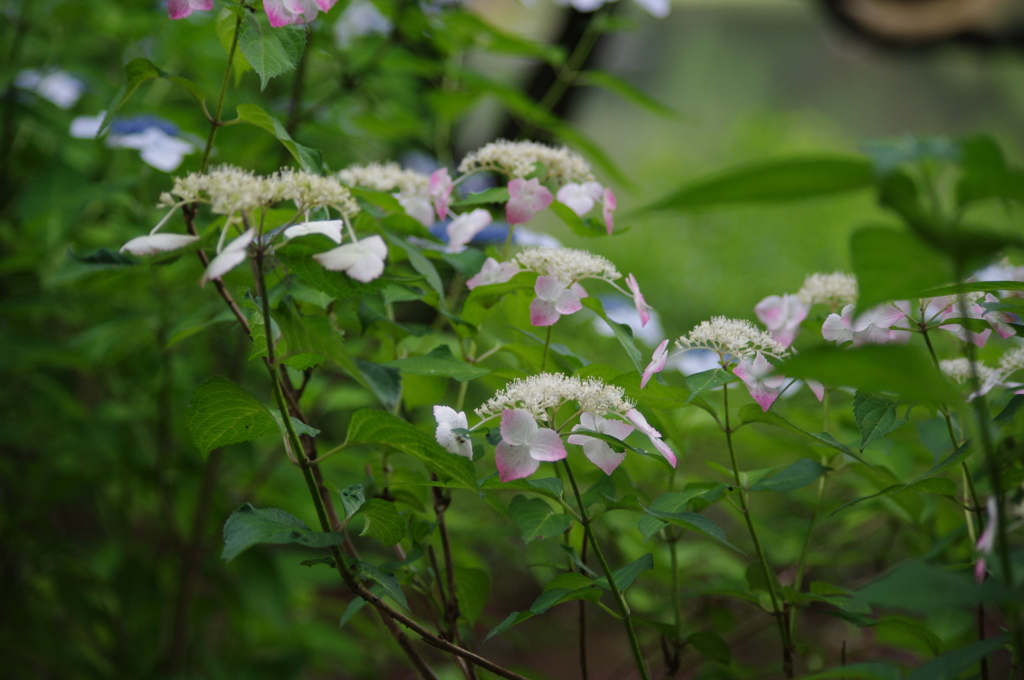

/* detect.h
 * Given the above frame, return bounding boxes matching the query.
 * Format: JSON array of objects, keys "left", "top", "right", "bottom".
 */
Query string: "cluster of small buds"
[
  {"left": 338, "top": 161, "right": 429, "bottom": 196},
  {"left": 676, "top": 317, "right": 788, "bottom": 361},
  {"left": 940, "top": 358, "right": 1000, "bottom": 387},
  {"left": 275, "top": 168, "right": 360, "bottom": 216},
  {"left": 796, "top": 272, "right": 858, "bottom": 309},
  {"left": 514, "top": 247, "right": 620, "bottom": 285},
  {"left": 475, "top": 373, "right": 634, "bottom": 421},
  {"left": 458, "top": 140, "right": 595, "bottom": 185}
]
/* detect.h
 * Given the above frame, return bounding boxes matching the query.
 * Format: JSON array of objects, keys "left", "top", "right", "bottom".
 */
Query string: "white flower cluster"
[
  {"left": 1000, "top": 347, "right": 1024, "bottom": 375},
  {"left": 160, "top": 165, "right": 360, "bottom": 218},
  {"left": 476, "top": 373, "right": 634, "bottom": 421},
  {"left": 339, "top": 161, "right": 429, "bottom": 196},
  {"left": 276, "top": 168, "right": 360, "bottom": 216},
  {"left": 940, "top": 358, "right": 1000, "bottom": 386},
  {"left": 458, "top": 140, "right": 595, "bottom": 185},
  {"left": 797, "top": 272, "right": 858, "bottom": 308},
  {"left": 514, "top": 247, "right": 620, "bottom": 284},
  {"left": 676, "top": 317, "right": 788, "bottom": 360}
]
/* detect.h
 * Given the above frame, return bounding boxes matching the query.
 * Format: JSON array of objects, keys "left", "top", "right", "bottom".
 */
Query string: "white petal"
[
  {"left": 121, "top": 233, "right": 199, "bottom": 256},
  {"left": 284, "top": 220, "right": 344, "bottom": 243}
]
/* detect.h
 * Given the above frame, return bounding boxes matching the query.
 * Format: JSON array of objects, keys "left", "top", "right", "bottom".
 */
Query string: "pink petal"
[
  {"left": 496, "top": 442, "right": 540, "bottom": 481},
  {"left": 807, "top": 379, "right": 825, "bottom": 402},
  {"left": 755, "top": 295, "right": 785, "bottom": 328},
  {"left": 167, "top": 0, "right": 194, "bottom": 18},
  {"left": 641, "top": 339, "right": 669, "bottom": 388},
  {"left": 534, "top": 275, "right": 564, "bottom": 302},
  {"left": 822, "top": 313, "right": 853, "bottom": 344},
  {"left": 582, "top": 439, "right": 626, "bottom": 475},
  {"left": 529, "top": 428, "right": 567, "bottom": 462},
  {"left": 315, "top": 0, "right": 337, "bottom": 9},
  {"left": 553, "top": 288, "right": 583, "bottom": 316},
  {"left": 530, "top": 298, "right": 561, "bottom": 326},
  {"left": 626, "top": 274, "right": 651, "bottom": 327},
  {"left": 652, "top": 437, "right": 677, "bottom": 468},
  {"left": 263, "top": 0, "right": 292, "bottom": 26},
  {"left": 626, "top": 408, "right": 659, "bottom": 439},
  {"left": 571, "top": 282, "right": 589, "bottom": 299},
  {"left": 747, "top": 381, "right": 779, "bottom": 412},
  {"left": 603, "top": 188, "right": 616, "bottom": 235},
  {"left": 732, "top": 360, "right": 753, "bottom": 386},
  {"left": 975, "top": 558, "right": 988, "bottom": 584},
  {"left": 499, "top": 408, "right": 538, "bottom": 447},
  {"left": 506, "top": 197, "right": 535, "bottom": 225},
  {"left": 429, "top": 168, "right": 453, "bottom": 220}
]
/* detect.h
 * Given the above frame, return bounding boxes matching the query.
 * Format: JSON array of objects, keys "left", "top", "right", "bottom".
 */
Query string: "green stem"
[
  {"left": 561, "top": 459, "right": 650, "bottom": 680},
  {"left": 502, "top": 224, "right": 517, "bottom": 260},
  {"left": 200, "top": 14, "right": 241, "bottom": 172},
  {"left": 723, "top": 383, "right": 794, "bottom": 678},
  {"left": 541, "top": 325, "right": 553, "bottom": 372}
]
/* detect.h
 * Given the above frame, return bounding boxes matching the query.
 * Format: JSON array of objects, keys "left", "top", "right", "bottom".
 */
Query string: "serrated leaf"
[
  {"left": 221, "top": 503, "right": 342, "bottom": 561},
  {"left": 238, "top": 13, "right": 306, "bottom": 90},
  {"left": 338, "top": 484, "right": 365, "bottom": 521},
  {"left": 185, "top": 376, "right": 278, "bottom": 458},
  {"left": 749, "top": 458, "right": 830, "bottom": 492},
  {"left": 594, "top": 553, "right": 654, "bottom": 591},
  {"left": 384, "top": 345, "right": 490, "bottom": 382},
  {"left": 508, "top": 495, "right": 572, "bottom": 542},
  {"left": 357, "top": 498, "right": 407, "bottom": 546},
  {"left": 236, "top": 103, "right": 322, "bottom": 172},
  {"left": 854, "top": 392, "right": 911, "bottom": 450},
  {"left": 344, "top": 409, "right": 478, "bottom": 490}
]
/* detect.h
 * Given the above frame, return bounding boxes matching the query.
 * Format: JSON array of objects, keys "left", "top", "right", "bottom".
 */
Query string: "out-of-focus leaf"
[
  {"left": 357, "top": 498, "right": 407, "bottom": 546},
  {"left": 386, "top": 233, "right": 445, "bottom": 300},
  {"left": 508, "top": 495, "right": 572, "bottom": 543},
  {"left": 221, "top": 503, "right": 341, "bottom": 561},
  {"left": 450, "top": 187, "right": 509, "bottom": 208},
  {"left": 462, "top": 271, "right": 538, "bottom": 325},
  {"left": 831, "top": 477, "right": 958, "bottom": 515},
  {"left": 857, "top": 561, "right": 1020, "bottom": 613},
  {"left": 66, "top": 246, "right": 138, "bottom": 267},
  {"left": 782, "top": 345, "right": 961, "bottom": 405},
  {"left": 236, "top": 103, "right": 322, "bottom": 172},
  {"left": 100, "top": 58, "right": 206, "bottom": 135},
  {"left": 581, "top": 297, "right": 643, "bottom": 372},
  {"left": 216, "top": 10, "right": 251, "bottom": 85},
  {"left": 798, "top": 662, "right": 904, "bottom": 680},
  {"left": 576, "top": 70, "right": 678, "bottom": 119},
  {"left": 851, "top": 227, "right": 955, "bottom": 309},
  {"left": 957, "top": 134, "right": 1024, "bottom": 206},
  {"left": 384, "top": 344, "right": 489, "bottom": 381},
  {"left": 749, "top": 458, "right": 830, "bottom": 492},
  {"left": 185, "top": 376, "right": 278, "bottom": 458},
  {"left": 687, "top": 630, "right": 731, "bottom": 665},
  {"left": 638, "top": 156, "right": 874, "bottom": 213},
  {"left": 594, "top": 553, "right": 654, "bottom": 591},
  {"left": 906, "top": 635, "right": 1009, "bottom": 680},
  {"left": 481, "top": 476, "right": 564, "bottom": 502},
  {"left": 738, "top": 404, "right": 872, "bottom": 467},
  {"left": 454, "top": 568, "right": 491, "bottom": 624}
]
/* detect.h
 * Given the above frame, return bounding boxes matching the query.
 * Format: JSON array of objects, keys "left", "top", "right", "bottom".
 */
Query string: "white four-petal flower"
[
  {"left": 495, "top": 408, "right": 567, "bottom": 481},
  {"left": 567, "top": 412, "right": 635, "bottom": 475},
  {"left": 433, "top": 406, "right": 473, "bottom": 459},
  {"left": 313, "top": 234, "right": 388, "bottom": 283}
]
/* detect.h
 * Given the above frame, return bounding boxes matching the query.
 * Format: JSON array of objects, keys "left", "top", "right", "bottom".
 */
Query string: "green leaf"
[
  {"left": 384, "top": 345, "right": 490, "bottom": 382},
  {"left": 184, "top": 376, "right": 278, "bottom": 458},
  {"left": 236, "top": 103, "right": 322, "bottom": 173},
  {"left": 386, "top": 234, "right": 445, "bottom": 300},
  {"left": 357, "top": 498, "right": 407, "bottom": 546},
  {"left": 485, "top": 611, "right": 534, "bottom": 641},
  {"left": 508, "top": 495, "right": 572, "bottom": 543},
  {"left": 99, "top": 58, "right": 206, "bottom": 135},
  {"left": 576, "top": 70, "right": 678, "bottom": 120},
  {"left": 857, "top": 561, "right": 1017, "bottom": 613},
  {"left": 581, "top": 297, "right": 644, "bottom": 372},
  {"left": 338, "top": 585, "right": 382, "bottom": 629},
  {"left": 350, "top": 559, "right": 408, "bottom": 610},
  {"left": 798, "top": 662, "right": 904, "bottom": 680},
  {"left": 338, "top": 484, "right": 365, "bottom": 521},
  {"left": 687, "top": 631, "right": 731, "bottom": 666},
  {"left": 738, "top": 404, "right": 873, "bottom": 467},
  {"left": 644, "top": 507, "right": 738, "bottom": 551},
  {"left": 221, "top": 503, "right": 342, "bottom": 561},
  {"left": 851, "top": 227, "right": 955, "bottom": 309},
  {"left": 216, "top": 10, "right": 251, "bottom": 85},
  {"left": 354, "top": 360, "right": 403, "bottom": 413},
  {"left": 66, "top": 246, "right": 138, "bottom": 267},
  {"left": 462, "top": 271, "right": 538, "bottom": 325},
  {"left": 926, "top": 280, "right": 1024, "bottom": 296},
  {"left": 831, "top": 477, "right": 958, "bottom": 515},
  {"left": 594, "top": 552, "right": 654, "bottom": 591},
  {"left": 871, "top": 616, "right": 944, "bottom": 656},
  {"left": 344, "top": 409, "right": 478, "bottom": 490},
  {"left": 749, "top": 458, "right": 830, "bottom": 492},
  {"left": 549, "top": 201, "right": 609, "bottom": 238},
  {"left": 238, "top": 13, "right": 306, "bottom": 90},
  {"left": 854, "top": 392, "right": 910, "bottom": 450},
  {"left": 277, "top": 236, "right": 385, "bottom": 300},
  {"left": 684, "top": 369, "right": 734, "bottom": 403},
  {"left": 957, "top": 134, "right": 1024, "bottom": 206},
  {"left": 639, "top": 155, "right": 874, "bottom": 213},
  {"left": 480, "top": 476, "right": 564, "bottom": 503},
  {"left": 570, "top": 428, "right": 652, "bottom": 459},
  {"left": 268, "top": 410, "right": 321, "bottom": 438},
  {"left": 454, "top": 568, "right": 490, "bottom": 624},
  {"left": 782, "top": 345, "right": 961, "bottom": 405},
  {"left": 906, "top": 635, "right": 1009, "bottom": 680},
  {"left": 450, "top": 187, "right": 509, "bottom": 208}
]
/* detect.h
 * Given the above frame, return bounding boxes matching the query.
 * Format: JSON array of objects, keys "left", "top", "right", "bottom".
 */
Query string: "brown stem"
[{"left": 432, "top": 478, "right": 477, "bottom": 680}]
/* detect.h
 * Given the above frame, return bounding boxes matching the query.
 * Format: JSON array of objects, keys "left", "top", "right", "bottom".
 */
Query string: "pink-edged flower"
[
  {"left": 822, "top": 304, "right": 905, "bottom": 347},
  {"left": 506, "top": 178, "right": 553, "bottom": 225},
  {"left": 121, "top": 233, "right": 199, "bottom": 256},
  {"left": 429, "top": 168, "right": 453, "bottom": 221},
  {"left": 201, "top": 229, "right": 254, "bottom": 286},
  {"left": 732, "top": 352, "right": 786, "bottom": 412},
  {"left": 397, "top": 191, "right": 435, "bottom": 227},
  {"left": 567, "top": 412, "right": 635, "bottom": 475},
  {"left": 283, "top": 219, "right": 344, "bottom": 243},
  {"left": 466, "top": 257, "right": 520, "bottom": 289},
  {"left": 625, "top": 408, "right": 677, "bottom": 467},
  {"left": 602, "top": 188, "right": 616, "bottom": 235},
  {"left": 939, "top": 296, "right": 1013, "bottom": 348},
  {"left": 806, "top": 379, "right": 825, "bottom": 402},
  {"left": 530, "top": 275, "right": 585, "bottom": 326},
  {"left": 755, "top": 294, "right": 808, "bottom": 348},
  {"left": 641, "top": 339, "right": 669, "bottom": 388},
  {"left": 446, "top": 208, "right": 492, "bottom": 253},
  {"left": 975, "top": 497, "right": 998, "bottom": 583},
  {"left": 625, "top": 273, "right": 652, "bottom": 327},
  {"left": 555, "top": 181, "right": 603, "bottom": 216},
  {"left": 433, "top": 406, "right": 473, "bottom": 459},
  {"left": 495, "top": 408, "right": 567, "bottom": 481},
  {"left": 312, "top": 234, "right": 387, "bottom": 283},
  {"left": 264, "top": 0, "right": 337, "bottom": 26},
  {"left": 168, "top": 0, "right": 213, "bottom": 19},
  {"left": 982, "top": 294, "right": 1018, "bottom": 340}
]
